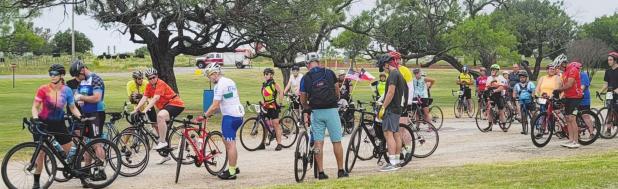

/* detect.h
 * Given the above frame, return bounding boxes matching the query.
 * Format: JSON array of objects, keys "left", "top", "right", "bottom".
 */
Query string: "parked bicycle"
[
  {"left": 452, "top": 89, "right": 474, "bottom": 118},
  {"left": 240, "top": 101, "right": 298, "bottom": 151},
  {"left": 595, "top": 91, "right": 618, "bottom": 139},
  {"left": 476, "top": 90, "right": 513, "bottom": 132},
  {"left": 293, "top": 113, "right": 317, "bottom": 183},
  {"left": 404, "top": 98, "right": 439, "bottom": 158}
]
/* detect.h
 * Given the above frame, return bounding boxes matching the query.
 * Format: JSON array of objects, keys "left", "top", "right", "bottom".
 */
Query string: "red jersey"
[
  {"left": 476, "top": 76, "right": 488, "bottom": 91},
  {"left": 562, "top": 63, "right": 583, "bottom": 98}
]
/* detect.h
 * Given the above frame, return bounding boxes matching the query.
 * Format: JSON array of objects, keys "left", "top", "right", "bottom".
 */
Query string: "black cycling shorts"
[
  {"left": 33, "top": 120, "right": 71, "bottom": 145},
  {"left": 265, "top": 108, "right": 280, "bottom": 119},
  {"left": 146, "top": 107, "right": 157, "bottom": 122},
  {"left": 490, "top": 92, "right": 505, "bottom": 110},
  {"left": 563, "top": 98, "right": 581, "bottom": 115},
  {"left": 164, "top": 105, "right": 185, "bottom": 118},
  {"left": 463, "top": 87, "right": 472, "bottom": 99},
  {"left": 420, "top": 98, "right": 432, "bottom": 108},
  {"left": 77, "top": 111, "right": 105, "bottom": 138},
  {"left": 577, "top": 105, "right": 590, "bottom": 111}
]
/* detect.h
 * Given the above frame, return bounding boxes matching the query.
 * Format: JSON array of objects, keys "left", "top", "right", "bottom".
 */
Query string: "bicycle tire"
[
  {"left": 597, "top": 107, "right": 608, "bottom": 125},
  {"left": 411, "top": 121, "right": 438, "bottom": 158},
  {"left": 500, "top": 108, "right": 513, "bottom": 132},
  {"left": 294, "top": 131, "right": 309, "bottom": 182},
  {"left": 239, "top": 117, "right": 266, "bottom": 151},
  {"left": 531, "top": 112, "right": 553, "bottom": 148},
  {"left": 521, "top": 110, "right": 529, "bottom": 135},
  {"left": 77, "top": 138, "right": 121, "bottom": 189},
  {"left": 168, "top": 127, "right": 195, "bottom": 165},
  {"left": 2, "top": 142, "right": 56, "bottom": 189},
  {"left": 598, "top": 107, "right": 618, "bottom": 139},
  {"left": 279, "top": 116, "right": 299, "bottom": 148},
  {"left": 174, "top": 135, "right": 185, "bottom": 183},
  {"left": 112, "top": 130, "right": 150, "bottom": 177},
  {"left": 355, "top": 123, "right": 375, "bottom": 161},
  {"left": 345, "top": 127, "right": 360, "bottom": 173},
  {"left": 475, "top": 108, "right": 491, "bottom": 132},
  {"left": 429, "top": 106, "right": 444, "bottom": 130},
  {"left": 398, "top": 125, "right": 415, "bottom": 167},
  {"left": 204, "top": 131, "right": 227, "bottom": 176},
  {"left": 454, "top": 98, "right": 462, "bottom": 118},
  {"left": 46, "top": 153, "right": 70, "bottom": 182},
  {"left": 577, "top": 110, "right": 600, "bottom": 145}
]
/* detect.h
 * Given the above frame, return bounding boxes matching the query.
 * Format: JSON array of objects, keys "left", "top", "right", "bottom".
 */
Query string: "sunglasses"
[
  {"left": 135, "top": 77, "right": 143, "bottom": 80},
  {"left": 148, "top": 76, "right": 157, "bottom": 80},
  {"left": 49, "top": 71, "right": 61, "bottom": 77}
]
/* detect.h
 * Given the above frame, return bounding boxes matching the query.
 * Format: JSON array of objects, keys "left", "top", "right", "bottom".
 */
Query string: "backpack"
[
  {"left": 517, "top": 82, "right": 532, "bottom": 99},
  {"left": 305, "top": 68, "right": 338, "bottom": 109}
]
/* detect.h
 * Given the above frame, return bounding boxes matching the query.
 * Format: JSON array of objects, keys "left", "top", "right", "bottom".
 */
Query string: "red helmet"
[{"left": 609, "top": 51, "right": 618, "bottom": 59}]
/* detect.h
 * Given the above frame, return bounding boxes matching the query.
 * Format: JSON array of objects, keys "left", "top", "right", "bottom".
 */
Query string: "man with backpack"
[
  {"left": 513, "top": 71, "right": 535, "bottom": 135},
  {"left": 299, "top": 57, "right": 349, "bottom": 179}
]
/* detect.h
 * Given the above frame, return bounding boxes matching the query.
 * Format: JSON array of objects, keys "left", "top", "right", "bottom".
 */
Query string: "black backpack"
[{"left": 305, "top": 69, "right": 338, "bottom": 109}]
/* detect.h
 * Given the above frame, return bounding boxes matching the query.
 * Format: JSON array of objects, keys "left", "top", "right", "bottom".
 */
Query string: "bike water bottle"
[
  {"left": 197, "top": 139, "right": 204, "bottom": 150},
  {"left": 101, "top": 129, "right": 109, "bottom": 140},
  {"left": 67, "top": 146, "right": 77, "bottom": 160},
  {"left": 190, "top": 134, "right": 197, "bottom": 146},
  {"left": 52, "top": 140, "right": 64, "bottom": 153}
]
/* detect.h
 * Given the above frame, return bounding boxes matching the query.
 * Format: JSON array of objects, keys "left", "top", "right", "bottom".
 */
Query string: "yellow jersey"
[
  {"left": 458, "top": 73, "right": 473, "bottom": 86},
  {"left": 399, "top": 66, "right": 413, "bottom": 83},
  {"left": 126, "top": 80, "right": 149, "bottom": 97}
]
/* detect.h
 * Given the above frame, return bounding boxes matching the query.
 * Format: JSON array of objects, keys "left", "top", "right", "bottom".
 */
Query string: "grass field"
[
  {"left": 0, "top": 67, "right": 607, "bottom": 156},
  {"left": 267, "top": 151, "right": 618, "bottom": 189}
]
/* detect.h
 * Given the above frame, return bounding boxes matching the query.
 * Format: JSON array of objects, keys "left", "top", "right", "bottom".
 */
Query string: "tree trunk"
[
  {"left": 531, "top": 46, "right": 543, "bottom": 81},
  {"left": 272, "top": 56, "right": 294, "bottom": 88},
  {"left": 148, "top": 45, "right": 179, "bottom": 93}
]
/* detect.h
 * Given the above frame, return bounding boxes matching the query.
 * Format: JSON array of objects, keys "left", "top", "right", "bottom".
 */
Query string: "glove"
[{"left": 378, "top": 107, "right": 385, "bottom": 120}]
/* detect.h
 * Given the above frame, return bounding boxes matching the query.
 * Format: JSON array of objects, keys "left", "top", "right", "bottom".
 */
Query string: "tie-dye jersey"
[{"left": 35, "top": 84, "right": 75, "bottom": 121}]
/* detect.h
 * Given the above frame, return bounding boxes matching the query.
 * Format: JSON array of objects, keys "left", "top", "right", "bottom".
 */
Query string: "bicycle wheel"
[
  {"left": 112, "top": 129, "right": 149, "bottom": 177},
  {"left": 599, "top": 109, "right": 618, "bottom": 139},
  {"left": 500, "top": 108, "right": 513, "bottom": 132},
  {"left": 294, "top": 131, "right": 309, "bottom": 183},
  {"left": 2, "top": 142, "right": 56, "bottom": 189},
  {"left": 475, "top": 108, "right": 491, "bottom": 132},
  {"left": 77, "top": 138, "right": 121, "bottom": 189},
  {"left": 577, "top": 110, "right": 600, "bottom": 145},
  {"left": 204, "top": 131, "right": 227, "bottom": 176},
  {"left": 521, "top": 110, "right": 529, "bottom": 135},
  {"left": 412, "top": 121, "right": 439, "bottom": 158},
  {"left": 239, "top": 117, "right": 266, "bottom": 151},
  {"left": 597, "top": 107, "right": 608, "bottom": 125},
  {"left": 168, "top": 127, "right": 195, "bottom": 165},
  {"left": 454, "top": 98, "right": 462, "bottom": 118},
  {"left": 356, "top": 123, "right": 376, "bottom": 161},
  {"left": 45, "top": 152, "right": 70, "bottom": 182},
  {"left": 174, "top": 135, "right": 185, "bottom": 183},
  {"left": 398, "top": 125, "right": 415, "bottom": 167},
  {"left": 345, "top": 127, "right": 360, "bottom": 173},
  {"left": 531, "top": 112, "right": 553, "bottom": 147},
  {"left": 466, "top": 99, "right": 475, "bottom": 118},
  {"left": 279, "top": 116, "right": 299, "bottom": 148},
  {"left": 429, "top": 106, "right": 444, "bottom": 130}
]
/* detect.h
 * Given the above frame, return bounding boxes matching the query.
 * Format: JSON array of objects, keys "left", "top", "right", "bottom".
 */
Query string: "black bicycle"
[
  {"left": 240, "top": 101, "right": 298, "bottom": 151},
  {"left": 518, "top": 98, "right": 538, "bottom": 135},
  {"left": 596, "top": 91, "right": 618, "bottom": 139},
  {"left": 2, "top": 117, "right": 121, "bottom": 189},
  {"left": 476, "top": 90, "right": 513, "bottom": 132},
  {"left": 293, "top": 113, "right": 316, "bottom": 183},
  {"left": 344, "top": 103, "right": 415, "bottom": 173},
  {"left": 452, "top": 89, "right": 474, "bottom": 118},
  {"left": 338, "top": 98, "right": 356, "bottom": 135}
]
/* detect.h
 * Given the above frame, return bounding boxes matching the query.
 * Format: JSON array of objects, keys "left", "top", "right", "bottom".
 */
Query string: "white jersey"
[
  {"left": 486, "top": 75, "right": 508, "bottom": 87},
  {"left": 289, "top": 74, "right": 303, "bottom": 95},
  {"left": 213, "top": 77, "right": 244, "bottom": 117}
]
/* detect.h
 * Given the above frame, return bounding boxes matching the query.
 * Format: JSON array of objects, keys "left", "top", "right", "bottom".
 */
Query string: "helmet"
[
  {"left": 518, "top": 70, "right": 528, "bottom": 77},
  {"left": 144, "top": 68, "right": 158, "bottom": 77},
  {"left": 338, "top": 70, "right": 346, "bottom": 76},
  {"left": 204, "top": 63, "right": 221, "bottom": 76},
  {"left": 379, "top": 72, "right": 387, "bottom": 77},
  {"left": 49, "top": 64, "right": 66, "bottom": 75},
  {"left": 490, "top": 64, "right": 500, "bottom": 70},
  {"left": 462, "top": 65, "right": 468, "bottom": 72},
  {"left": 502, "top": 70, "right": 509, "bottom": 75},
  {"left": 609, "top": 51, "right": 618, "bottom": 59},
  {"left": 132, "top": 70, "right": 143, "bottom": 79},
  {"left": 551, "top": 54, "right": 568, "bottom": 68},
  {"left": 291, "top": 65, "right": 299, "bottom": 71},
  {"left": 375, "top": 54, "right": 392, "bottom": 70},
  {"left": 263, "top": 68, "right": 275, "bottom": 75},
  {"left": 412, "top": 68, "right": 421, "bottom": 74},
  {"left": 69, "top": 60, "right": 85, "bottom": 77}
]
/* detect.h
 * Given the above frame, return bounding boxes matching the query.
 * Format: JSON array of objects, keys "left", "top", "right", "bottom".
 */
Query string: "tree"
[
  {"left": 566, "top": 38, "right": 611, "bottom": 80},
  {"left": 580, "top": 13, "right": 618, "bottom": 51},
  {"left": 331, "top": 30, "right": 370, "bottom": 64},
  {"left": 493, "top": 0, "right": 576, "bottom": 80},
  {"left": 51, "top": 29, "right": 93, "bottom": 54},
  {"left": 0, "top": 20, "right": 46, "bottom": 55},
  {"left": 134, "top": 46, "right": 149, "bottom": 56}
]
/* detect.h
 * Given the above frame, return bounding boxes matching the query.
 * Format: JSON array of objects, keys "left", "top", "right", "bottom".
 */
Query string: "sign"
[{"left": 203, "top": 89, "right": 214, "bottom": 112}]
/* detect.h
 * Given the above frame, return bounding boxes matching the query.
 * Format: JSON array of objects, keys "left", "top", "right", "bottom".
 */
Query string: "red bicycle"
[{"left": 173, "top": 115, "right": 227, "bottom": 183}]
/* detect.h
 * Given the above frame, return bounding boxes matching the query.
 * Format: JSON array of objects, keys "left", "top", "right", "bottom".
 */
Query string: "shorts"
[
  {"left": 420, "top": 98, "right": 432, "bottom": 108},
  {"left": 490, "top": 92, "right": 505, "bottom": 110},
  {"left": 310, "top": 108, "right": 342, "bottom": 142},
  {"left": 265, "top": 108, "right": 280, "bottom": 119},
  {"left": 382, "top": 111, "right": 401, "bottom": 132},
  {"left": 163, "top": 105, "right": 184, "bottom": 118},
  {"left": 563, "top": 98, "right": 581, "bottom": 115},
  {"left": 578, "top": 105, "right": 590, "bottom": 111},
  {"left": 146, "top": 107, "right": 157, "bottom": 122},
  {"left": 80, "top": 112, "right": 105, "bottom": 138},
  {"left": 33, "top": 120, "right": 71, "bottom": 145},
  {"left": 463, "top": 87, "right": 472, "bottom": 99},
  {"left": 221, "top": 115, "right": 243, "bottom": 141}
]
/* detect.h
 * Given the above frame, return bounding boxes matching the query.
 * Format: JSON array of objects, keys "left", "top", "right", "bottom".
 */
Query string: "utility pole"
[{"left": 71, "top": 0, "right": 76, "bottom": 61}]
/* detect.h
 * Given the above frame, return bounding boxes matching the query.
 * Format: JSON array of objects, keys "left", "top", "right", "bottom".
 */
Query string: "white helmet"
[
  {"left": 204, "top": 63, "right": 221, "bottom": 76},
  {"left": 551, "top": 54, "right": 568, "bottom": 68}
]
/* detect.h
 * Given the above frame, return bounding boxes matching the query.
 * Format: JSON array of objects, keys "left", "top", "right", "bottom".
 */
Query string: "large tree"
[
  {"left": 566, "top": 38, "right": 611, "bottom": 80},
  {"left": 51, "top": 29, "right": 93, "bottom": 53},
  {"left": 0, "top": 20, "right": 47, "bottom": 55},
  {"left": 580, "top": 13, "right": 618, "bottom": 51}
]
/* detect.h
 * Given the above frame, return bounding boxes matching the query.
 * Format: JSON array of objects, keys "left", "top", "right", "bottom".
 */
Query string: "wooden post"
[{"left": 10, "top": 63, "right": 16, "bottom": 88}]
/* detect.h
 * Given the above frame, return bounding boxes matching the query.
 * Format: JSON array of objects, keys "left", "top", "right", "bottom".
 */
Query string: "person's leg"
[
  {"left": 324, "top": 108, "right": 344, "bottom": 171},
  {"left": 310, "top": 110, "right": 326, "bottom": 173},
  {"left": 394, "top": 130, "right": 402, "bottom": 155},
  {"left": 94, "top": 112, "right": 106, "bottom": 165},
  {"left": 156, "top": 110, "right": 170, "bottom": 144},
  {"left": 273, "top": 118, "right": 282, "bottom": 145}
]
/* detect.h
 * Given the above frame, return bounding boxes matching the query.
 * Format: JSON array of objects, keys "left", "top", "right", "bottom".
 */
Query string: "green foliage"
[
  {"left": 331, "top": 30, "right": 370, "bottom": 60},
  {"left": 580, "top": 13, "right": 618, "bottom": 51},
  {"left": 51, "top": 29, "right": 94, "bottom": 54},
  {"left": 0, "top": 20, "right": 47, "bottom": 55},
  {"left": 134, "top": 46, "right": 149, "bottom": 56}
]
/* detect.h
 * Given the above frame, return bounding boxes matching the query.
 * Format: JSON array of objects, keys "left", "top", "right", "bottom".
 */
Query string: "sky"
[{"left": 31, "top": 0, "right": 617, "bottom": 55}]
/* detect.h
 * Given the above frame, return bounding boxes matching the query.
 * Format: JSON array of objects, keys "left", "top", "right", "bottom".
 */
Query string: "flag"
[
  {"left": 358, "top": 68, "right": 375, "bottom": 81},
  {"left": 345, "top": 68, "right": 359, "bottom": 81}
]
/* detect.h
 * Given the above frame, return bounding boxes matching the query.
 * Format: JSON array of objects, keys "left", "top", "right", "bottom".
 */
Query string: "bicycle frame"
[{"left": 178, "top": 121, "right": 220, "bottom": 165}]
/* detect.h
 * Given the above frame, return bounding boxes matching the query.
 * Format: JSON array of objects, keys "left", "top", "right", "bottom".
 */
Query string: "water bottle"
[
  {"left": 67, "top": 146, "right": 77, "bottom": 160},
  {"left": 52, "top": 140, "right": 64, "bottom": 154},
  {"left": 101, "top": 129, "right": 109, "bottom": 141},
  {"left": 190, "top": 134, "right": 197, "bottom": 147},
  {"left": 197, "top": 139, "right": 204, "bottom": 150}
]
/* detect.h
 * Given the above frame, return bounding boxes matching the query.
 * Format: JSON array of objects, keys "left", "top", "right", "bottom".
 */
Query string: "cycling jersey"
[
  {"left": 413, "top": 77, "right": 428, "bottom": 98},
  {"left": 35, "top": 84, "right": 75, "bottom": 121},
  {"left": 78, "top": 73, "right": 106, "bottom": 113},
  {"left": 144, "top": 79, "right": 185, "bottom": 109},
  {"left": 458, "top": 73, "right": 473, "bottom": 87},
  {"left": 476, "top": 76, "right": 488, "bottom": 91},
  {"left": 562, "top": 63, "right": 582, "bottom": 98},
  {"left": 262, "top": 79, "right": 278, "bottom": 104},
  {"left": 399, "top": 66, "right": 412, "bottom": 83},
  {"left": 377, "top": 81, "right": 386, "bottom": 97},
  {"left": 288, "top": 74, "right": 303, "bottom": 95},
  {"left": 126, "top": 80, "right": 148, "bottom": 97},
  {"left": 214, "top": 77, "right": 245, "bottom": 117},
  {"left": 580, "top": 72, "right": 591, "bottom": 106}
]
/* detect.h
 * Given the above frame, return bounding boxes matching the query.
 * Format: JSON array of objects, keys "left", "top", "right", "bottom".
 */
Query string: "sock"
[
  {"left": 229, "top": 166, "right": 236, "bottom": 175},
  {"left": 34, "top": 174, "right": 41, "bottom": 183},
  {"left": 390, "top": 155, "right": 399, "bottom": 165}
]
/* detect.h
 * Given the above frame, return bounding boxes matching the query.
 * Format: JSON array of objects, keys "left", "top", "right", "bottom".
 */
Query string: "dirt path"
[{"left": 4, "top": 118, "right": 618, "bottom": 189}]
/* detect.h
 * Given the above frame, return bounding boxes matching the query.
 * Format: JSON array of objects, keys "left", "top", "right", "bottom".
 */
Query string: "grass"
[
  {"left": 0, "top": 66, "right": 608, "bottom": 156},
  {"left": 266, "top": 151, "right": 618, "bottom": 189}
]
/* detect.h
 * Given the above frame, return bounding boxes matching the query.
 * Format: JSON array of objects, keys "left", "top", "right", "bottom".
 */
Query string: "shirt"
[
  {"left": 485, "top": 75, "right": 508, "bottom": 88},
  {"left": 288, "top": 74, "right": 303, "bottom": 95},
  {"left": 476, "top": 76, "right": 488, "bottom": 91},
  {"left": 458, "top": 73, "right": 473, "bottom": 87},
  {"left": 78, "top": 73, "right": 106, "bottom": 113},
  {"left": 508, "top": 72, "right": 520, "bottom": 88},
  {"left": 413, "top": 77, "right": 429, "bottom": 98},
  {"left": 537, "top": 75, "right": 561, "bottom": 96},
  {"left": 514, "top": 82, "right": 536, "bottom": 102},
  {"left": 126, "top": 80, "right": 149, "bottom": 97},
  {"left": 262, "top": 79, "right": 278, "bottom": 103},
  {"left": 144, "top": 79, "right": 185, "bottom": 109},
  {"left": 35, "top": 84, "right": 75, "bottom": 121},
  {"left": 213, "top": 77, "right": 245, "bottom": 117},
  {"left": 604, "top": 67, "right": 618, "bottom": 90},
  {"left": 580, "top": 72, "right": 591, "bottom": 106},
  {"left": 562, "top": 63, "right": 582, "bottom": 99},
  {"left": 399, "top": 66, "right": 413, "bottom": 83},
  {"left": 385, "top": 69, "right": 407, "bottom": 114}
]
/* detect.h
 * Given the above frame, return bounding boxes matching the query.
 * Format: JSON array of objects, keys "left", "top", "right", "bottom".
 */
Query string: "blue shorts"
[
  {"left": 221, "top": 115, "right": 243, "bottom": 141},
  {"left": 310, "top": 108, "right": 342, "bottom": 142}
]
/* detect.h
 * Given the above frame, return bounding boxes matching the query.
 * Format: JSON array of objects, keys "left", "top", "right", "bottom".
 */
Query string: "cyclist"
[
  {"left": 513, "top": 71, "right": 535, "bottom": 135},
  {"left": 31, "top": 64, "right": 83, "bottom": 189},
  {"left": 371, "top": 73, "right": 387, "bottom": 99},
  {"left": 485, "top": 64, "right": 508, "bottom": 128},
  {"left": 476, "top": 67, "right": 489, "bottom": 116},
  {"left": 202, "top": 64, "right": 245, "bottom": 180},
  {"left": 338, "top": 70, "right": 353, "bottom": 102},
  {"left": 259, "top": 68, "right": 284, "bottom": 151},
  {"left": 126, "top": 71, "right": 157, "bottom": 127},
  {"left": 283, "top": 65, "right": 303, "bottom": 117},
  {"left": 579, "top": 68, "right": 594, "bottom": 136},
  {"left": 456, "top": 65, "right": 474, "bottom": 114},
  {"left": 131, "top": 68, "right": 185, "bottom": 164},
  {"left": 412, "top": 68, "right": 435, "bottom": 124},
  {"left": 299, "top": 57, "right": 348, "bottom": 179},
  {"left": 601, "top": 51, "right": 618, "bottom": 135},
  {"left": 554, "top": 61, "right": 583, "bottom": 148},
  {"left": 509, "top": 64, "right": 521, "bottom": 118},
  {"left": 536, "top": 63, "right": 562, "bottom": 113}
]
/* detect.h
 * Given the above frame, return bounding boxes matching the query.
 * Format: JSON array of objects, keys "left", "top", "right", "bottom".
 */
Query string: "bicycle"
[
  {"left": 595, "top": 91, "right": 618, "bottom": 139},
  {"left": 293, "top": 113, "right": 317, "bottom": 182},
  {"left": 404, "top": 98, "right": 439, "bottom": 158},
  {"left": 518, "top": 98, "right": 538, "bottom": 135},
  {"left": 344, "top": 104, "right": 415, "bottom": 173},
  {"left": 283, "top": 94, "right": 304, "bottom": 126},
  {"left": 240, "top": 101, "right": 298, "bottom": 151},
  {"left": 476, "top": 90, "right": 513, "bottom": 132},
  {"left": 452, "top": 89, "right": 474, "bottom": 118},
  {"left": 2, "top": 117, "right": 121, "bottom": 189},
  {"left": 174, "top": 115, "right": 227, "bottom": 183},
  {"left": 338, "top": 98, "right": 356, "bottom": 135},
  {"left": 530, "top": 95, "right": 601, "bottom": 147}
]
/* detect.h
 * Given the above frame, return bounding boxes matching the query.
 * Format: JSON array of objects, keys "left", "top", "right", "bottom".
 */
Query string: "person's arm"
[
  {"left": 601, "top": 83, "right": 608, "bottom": 93},
  {"left": 204, "top": 100, "right": 221, "bottom": 117},
  {"left": 556, "top": 78, "right": 575, "bottom": 92},
  {"left": 143, "top": 95, "right": 160, "bottom": 111},
  {"left": 283, "top": 78, "right": 292, "bottom": 95},
  {"left": 535, "top": 77, "right": 543, "bottom": 96},
  {"left": 133, "top": 95, "right": 148, "bottom": 113},
  {"left": 382, "top": 84, "right": 396, "bottom": 108},
  {"left": 68, "top": 104, "right": 82, "bottom": 118},
  {"left": 300, "top": 92, "right": 309, "bottom": 111},
  {"left": 275, "top": 83, "right": 284, "bottom": 102},
  {"left": 80, "top": 92, "right": 102, "bottom": 103},
  {"left": 32, "top": 101, "right": 41, "bottom": 119}
]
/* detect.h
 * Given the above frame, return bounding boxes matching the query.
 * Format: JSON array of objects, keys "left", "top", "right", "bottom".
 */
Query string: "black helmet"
[
  {"left": 291, "top": 65, "right": 299, "bottom": 71},
  {"left": 518, "top": 70, "right": 528, "bottom": 77},
  {"left": 69, "top": 60, "right": 85, "bottom": 77},
  {"left": 263, "top": 68, "right": 275, "bottom": 75},
  {"left": 375, "top": 54, "right": 392, "bottom": 72},
  {"left": 49, "top": 64, "right": 66, "bottom": 75},
  {"left": 132, "top": 70, "right": 143, "bottom": 79}
]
